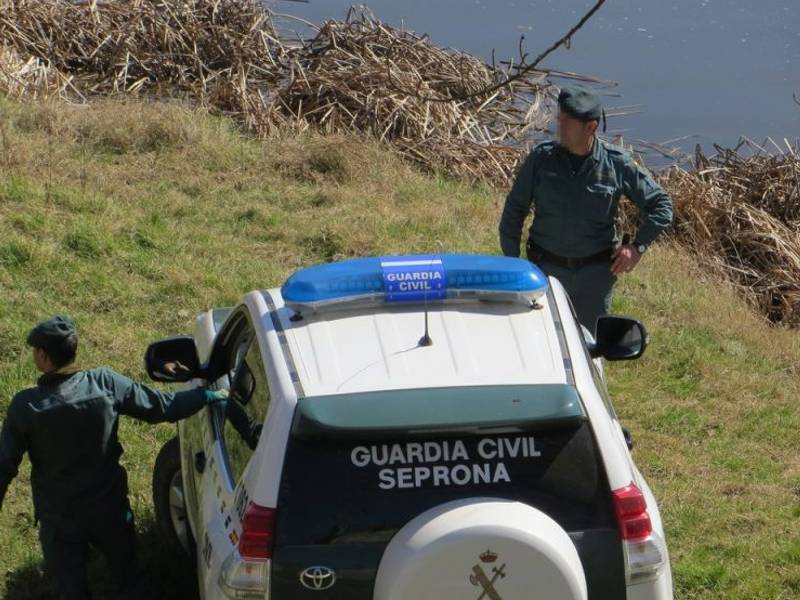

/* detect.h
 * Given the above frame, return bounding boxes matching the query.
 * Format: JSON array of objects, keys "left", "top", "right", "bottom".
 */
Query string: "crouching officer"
[
  {"left": 0, "top": 315, "right": 227, "bottom": 600},
  {"left": 499, "top": 85, "right": 673, "bottom": 330}
]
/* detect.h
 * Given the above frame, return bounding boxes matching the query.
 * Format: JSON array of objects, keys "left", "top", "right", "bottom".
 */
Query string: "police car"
[{"left": 146, "top": 254, "right": 673, "bottom": 600}]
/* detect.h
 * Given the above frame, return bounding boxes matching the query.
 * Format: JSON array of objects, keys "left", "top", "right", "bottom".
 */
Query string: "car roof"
[{"left": 262, "top": 284, "right": 573, "bottom": 398}]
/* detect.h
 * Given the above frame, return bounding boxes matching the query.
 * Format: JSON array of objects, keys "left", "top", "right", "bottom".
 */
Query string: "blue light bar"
[{"left": 281, "top": 254, "right": 549, "bottom": 313}]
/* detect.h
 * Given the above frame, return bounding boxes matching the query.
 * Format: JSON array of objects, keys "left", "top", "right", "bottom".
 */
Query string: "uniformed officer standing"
[
  {"left": 0, "top": 316, "right": 227, "bottom": 600},
  {"left": 499, "top": 85, "right": 674, "bottom": 330}
]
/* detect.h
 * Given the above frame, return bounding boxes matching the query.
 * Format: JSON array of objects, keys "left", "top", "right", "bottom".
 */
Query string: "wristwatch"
[{"left": 634, "top": 241, "right": 648, "bottom": 255}]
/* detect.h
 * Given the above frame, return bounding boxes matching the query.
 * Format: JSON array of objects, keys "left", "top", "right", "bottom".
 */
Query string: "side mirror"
[
  {"left": 622, "top": 426, "right": 634, "bottom": 451},
  {"left": 145, "top": 335, "right": 204, "bottom": 383},
  {"left": 588, "top": 315, "right": 649, "bottom": 361}
]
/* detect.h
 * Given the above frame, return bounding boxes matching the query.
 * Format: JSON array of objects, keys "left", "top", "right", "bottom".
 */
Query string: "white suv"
[{"left": 146, "top": 254, "right": 673, "bottom": 600}]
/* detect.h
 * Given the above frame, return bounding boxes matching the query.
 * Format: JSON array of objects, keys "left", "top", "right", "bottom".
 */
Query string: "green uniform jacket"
[
  {"left": 0, "top": 367, "right": 208, "bottom": 518},
  {"left": 499, "top": 137, "right": 674, "bottom": 258}
]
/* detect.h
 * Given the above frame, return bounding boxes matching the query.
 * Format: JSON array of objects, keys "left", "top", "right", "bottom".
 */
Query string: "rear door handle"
[{"left": 194, "top": 451, "right": 206, "bottom": 474}]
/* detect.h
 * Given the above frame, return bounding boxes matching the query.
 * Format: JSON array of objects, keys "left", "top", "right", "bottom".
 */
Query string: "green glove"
[{"left": 205, "top": 389, "right": 229, "bottom": 404}]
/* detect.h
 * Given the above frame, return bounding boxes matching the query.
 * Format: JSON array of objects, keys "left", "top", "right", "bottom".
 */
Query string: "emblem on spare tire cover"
[
  {"left": 300, "top": 566, "right": 336, "bottom": 590},
  {"left": 469, "top": 550, "right": 506, "bottom": 599}
]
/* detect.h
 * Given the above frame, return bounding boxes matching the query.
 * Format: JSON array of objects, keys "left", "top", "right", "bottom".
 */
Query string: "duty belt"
[{"left": 527, "top": 241, "right": 614, "bottom": 270}]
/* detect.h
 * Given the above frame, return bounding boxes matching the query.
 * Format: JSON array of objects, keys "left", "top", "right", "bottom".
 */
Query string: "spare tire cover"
[{"left": 374, "top": 498, "right": 587, "bottom": 600}]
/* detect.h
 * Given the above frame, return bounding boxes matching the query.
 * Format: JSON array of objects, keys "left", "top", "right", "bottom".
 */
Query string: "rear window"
[{"left": 275, "top": 386, "right": 617, "bottom": 546}]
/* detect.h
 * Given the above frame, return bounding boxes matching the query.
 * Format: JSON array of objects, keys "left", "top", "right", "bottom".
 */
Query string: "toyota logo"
[{"left": 299, "top": 566, "right": 336, "bottom": 590}]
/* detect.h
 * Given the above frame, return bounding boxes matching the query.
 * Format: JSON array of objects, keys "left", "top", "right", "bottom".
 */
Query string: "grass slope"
[{"left": 0, "top": 98, "right": 798, "bottom": 599}]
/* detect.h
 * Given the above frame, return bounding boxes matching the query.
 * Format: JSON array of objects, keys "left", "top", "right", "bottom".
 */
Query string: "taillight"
[
  {"left": 612, "top": 483, "right": 668, "bottom": 585},
  {"left": 612, "top": 484, "right": 652, "bottom": 540},
  {"left": 220, "top": 502, "right": 275, "bottom": 599},
  {"left": 239, "top": 502, "right": 276, "bottom": 560}
]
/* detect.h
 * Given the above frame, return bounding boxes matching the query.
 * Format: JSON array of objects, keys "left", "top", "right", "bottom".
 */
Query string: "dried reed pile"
[
  {"left": 0, "top": 45, "right": 72, "bottom": 99},
  {"left": 266, "top": 8, "right": 561, "bottom": 185},
  {"left": 655, "top": 142, "right": 800, "bottom": 326},
  {"left": 0, "top": 0, "right": 284, "bottom": 105},
  {"left": 0, "top": 0, "right": 582, "bottom": 184}
]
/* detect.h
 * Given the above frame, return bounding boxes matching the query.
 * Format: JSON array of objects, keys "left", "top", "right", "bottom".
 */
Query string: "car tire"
[{"left": 153, "top": 436, "right": 196, "bottom": 559}]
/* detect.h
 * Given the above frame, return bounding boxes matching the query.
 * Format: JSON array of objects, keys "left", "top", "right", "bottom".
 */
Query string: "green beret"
[
  {"left": 557, "top": 85, "right": 603, "bottom": 121},
  {"left": 26, "top": 315, "right": 77, "bottom": 348}
]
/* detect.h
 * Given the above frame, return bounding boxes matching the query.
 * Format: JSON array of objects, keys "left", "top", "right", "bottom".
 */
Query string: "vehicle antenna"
[
  {"left": 418, "top": 298, "right": 433, "bottom": 347},
  {"left": 418, "top": 253, "right": 437, "bottom": 347}
]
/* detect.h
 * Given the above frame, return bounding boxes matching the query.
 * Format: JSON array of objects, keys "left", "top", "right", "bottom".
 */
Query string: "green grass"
[{"left": 0, "top": 98, "right": 798, "bottom": 599}]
